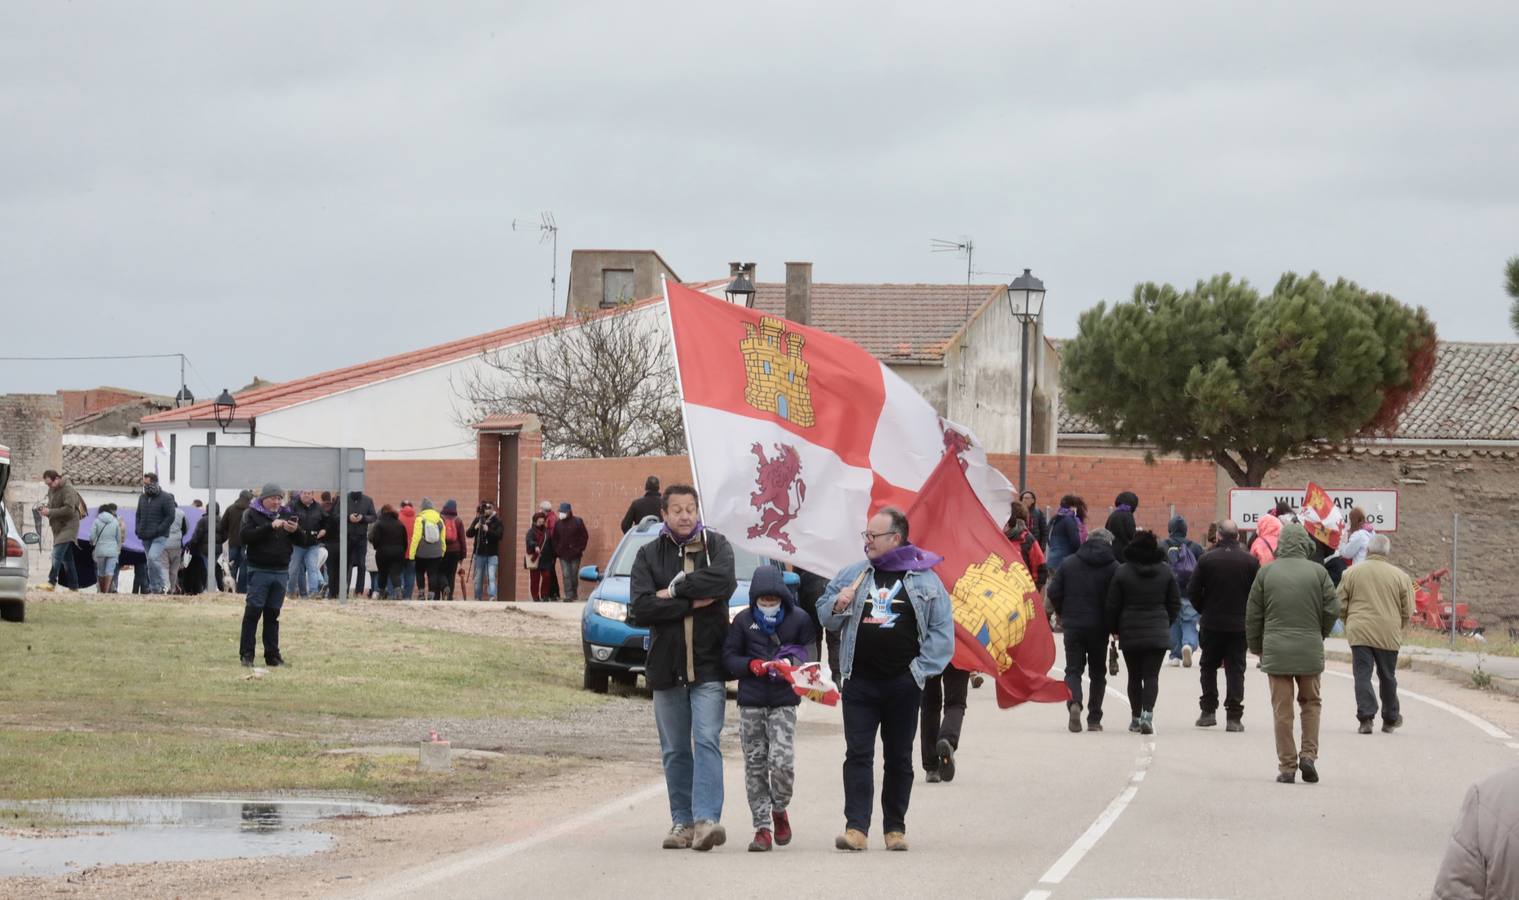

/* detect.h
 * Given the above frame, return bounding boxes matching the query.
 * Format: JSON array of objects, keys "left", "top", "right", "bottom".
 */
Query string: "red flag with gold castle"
[
  {"left": 1300, "top": 481, "right": 1344, "bottom": 550},
  {"left": 907, "top": 453, "right": 1069, "bottom": 708}
]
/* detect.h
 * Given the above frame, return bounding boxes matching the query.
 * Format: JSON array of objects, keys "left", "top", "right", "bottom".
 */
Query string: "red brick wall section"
[
  {"left": 364, "top": 459, "right": 481, "bottom": 517},
  {"left": 514, "top": 455, "right": 694, "bottom": 601},
  {"left": 995, "top": 453, "right": 1218, "bottom": 537}
]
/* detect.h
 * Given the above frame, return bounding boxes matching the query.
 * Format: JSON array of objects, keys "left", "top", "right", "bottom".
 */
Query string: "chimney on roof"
[{"left": 785, "top": 261, "right": 812, "bottom": 325}]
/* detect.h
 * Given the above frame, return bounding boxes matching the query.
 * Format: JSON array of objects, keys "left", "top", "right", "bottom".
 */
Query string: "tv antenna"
[
  {"left": 931, "top": 236, "right": 975, "bottom": 318},
  {"left": 513, "top": 211, "right": 560, "bottom": 314}
]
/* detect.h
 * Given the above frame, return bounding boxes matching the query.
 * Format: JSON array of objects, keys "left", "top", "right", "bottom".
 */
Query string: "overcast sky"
[{"left": 3, "top": 1, "right": 1516, "bottom": 399}]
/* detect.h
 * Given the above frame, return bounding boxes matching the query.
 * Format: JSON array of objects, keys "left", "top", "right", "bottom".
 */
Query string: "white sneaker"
[
  {"left": 1182, "top": 645, "right": 1193, "bottom": 668},
  {"left": 1169, "top": 657, "right": 1181, "bottom": 667}
]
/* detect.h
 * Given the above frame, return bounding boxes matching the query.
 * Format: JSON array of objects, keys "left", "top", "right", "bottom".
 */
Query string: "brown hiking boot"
[
  {"left": 884, "top": 831, "right": 909, "bottom": 851},
  {"left": 835, "top": 828, "right": 867, "bottom": 851},
  {"left": 692, "top": 821, "right": 726, "bottom": 851},
  {"left": 661, "top": 824, "right": 694, "bottom": 849}
]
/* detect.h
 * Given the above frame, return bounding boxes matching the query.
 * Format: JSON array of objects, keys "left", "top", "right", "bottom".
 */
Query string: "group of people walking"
[{"left": 1050, "top": 492, "right": 1415, "bottom": 785}]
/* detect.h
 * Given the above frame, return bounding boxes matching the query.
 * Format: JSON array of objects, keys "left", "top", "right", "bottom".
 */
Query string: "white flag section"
[{"left": 665, "top": 280, "right": 1013, "bottom": 580}]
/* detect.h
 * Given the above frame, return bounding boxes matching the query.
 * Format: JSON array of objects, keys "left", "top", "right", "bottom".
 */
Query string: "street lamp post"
[
  {"left": 724, "top": 264, "right": 756, "bottom": 306},
  {"left": 1006, "top": 268, "right": 1047, "bottom": 495}
]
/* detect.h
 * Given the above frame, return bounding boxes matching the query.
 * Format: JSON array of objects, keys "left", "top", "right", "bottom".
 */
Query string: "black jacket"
[
  {"left": 1105, "top": 492, "right": 1139, "bottom": 562},
  {"left": 723, "top": 597, "right": 816, "bottom": 708},
  {"left": 1105, "top": 542, "right": 1180, "bottom": 650},
  {"left": 467, "top": 514, "right": 504, "bottom": 556},
  {"left": 288, "top": 497, "right": 328, "bottom": 544},
  {"left": 621, "top": 491, "right": 663, "bottom": 533},
  {"left": 1027, "top": 505, "right": 1049, "bottom": 550},
  {"left": 369, "top": 514, "right": 410, "bottom": 558},
  {"left": 218, "top": 496, "right": 251, "bottom": 549},
  {"left": 344, "top": 493, "right": 377, "bottom": 543},
  {"left": 1047, "top": 538, "right": 1119, "bottom": 631},
  {"left": 135, "top": 489, "right": 178, "bottom": 542},
  {"left": 628, "top": 529, "right": 738, "bottom": 690},
  {"left": 1189, "top": 540, "right": 1259, "bottom": 633},
  {"left": 240, "top": 504, "right": 315, "bottom": 570}
]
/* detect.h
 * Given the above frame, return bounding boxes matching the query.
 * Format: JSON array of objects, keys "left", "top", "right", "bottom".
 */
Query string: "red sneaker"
[
  {"left": 748, "top": 828, "right": 773, "bottom": 852},
  {"left": 771, "top": 811, "right": 792, "bottom": 846}
]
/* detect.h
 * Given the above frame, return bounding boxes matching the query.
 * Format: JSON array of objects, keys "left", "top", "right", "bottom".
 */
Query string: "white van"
[{"left": 0, "top": 443, "right": 29, "bottom": 621}]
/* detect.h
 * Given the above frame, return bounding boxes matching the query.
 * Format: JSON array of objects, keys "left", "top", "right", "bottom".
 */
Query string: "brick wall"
[
  {"left": 58, "top": 388, "right": 149, "bottom": 425},
  {"left": 363, "top": 459, "right": 480, "bottom": 514},
  {"left": 999, "top": 453, "right": 1219, "bottom": 538},
  {"left": 1273, "top": 453, "right": 1519, "bottom": 631}
]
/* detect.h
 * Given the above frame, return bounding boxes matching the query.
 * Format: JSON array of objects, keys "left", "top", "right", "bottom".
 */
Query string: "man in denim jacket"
[{"left": 817, "top": 507, "right": 954, "bottom": 853}]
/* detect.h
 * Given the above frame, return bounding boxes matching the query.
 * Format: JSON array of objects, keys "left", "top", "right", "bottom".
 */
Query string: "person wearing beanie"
[
  {"left": 1163, "top": 515, "right": 1206, "bottom": 668},
  {"left": 554, "top": 501, "right": 589, "bottom": 603},
  {"left": 237, "top": 484, "right": 313, "bottom": 667},
  {"left": 723, "top": 564, "right": 816, "bottom": 852},
  {"left": 439, "top": 499, "right": 467, "bottom": 600},
  {"left": 397, "top": 501, "right": 418, "bottom": 599},
  {"left": 621, "top": 475, "right": 665, "bottom": 533},
  {"left": 1190, "top": 520, "right": 1259, "bottom": 732},
  {"left": 409, "top": 498, "right": 447, "bottom": 600},
  {"left": 1105, "top": 529, "right": 1179, "bottom": 735}
]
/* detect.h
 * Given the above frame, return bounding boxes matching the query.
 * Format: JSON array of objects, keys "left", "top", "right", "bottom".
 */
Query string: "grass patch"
[
  {"left": 0, "top": 595, "right": 595, "bottom": 803},
  {"left": 1401, "top": 628, "right": 1519, "bottom": 658}
]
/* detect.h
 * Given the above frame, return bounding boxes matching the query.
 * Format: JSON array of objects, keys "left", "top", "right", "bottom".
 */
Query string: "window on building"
[{"left": 602, "top": 269, "right": 635, "bottom": 306}]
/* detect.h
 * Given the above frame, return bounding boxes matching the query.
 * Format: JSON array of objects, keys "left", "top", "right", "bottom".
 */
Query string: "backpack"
[
  {"left": 423, "top": 517, "right": 441, "bottom": 544},
  {"left": 1167, "top": 542, "right": 1197, "bottom": 592}
]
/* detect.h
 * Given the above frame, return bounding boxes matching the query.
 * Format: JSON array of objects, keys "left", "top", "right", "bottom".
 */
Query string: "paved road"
[{"left": 347, "top": 618, "right": 1514, "bottom": 899}]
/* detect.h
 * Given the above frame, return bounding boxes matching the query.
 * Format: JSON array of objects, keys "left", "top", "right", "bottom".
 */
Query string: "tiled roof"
[
  {"left": 140, "top": 282, "right": 725, "bottom": 426},
  {"left": 1056, "top": 340, "right": 1519, "bottom": 443},
  {"left": 751, "top": 282, "right": 1003, "bottom": 363},
  {"left": 62, "top": 444, "right": 141, "bottom": 487}
]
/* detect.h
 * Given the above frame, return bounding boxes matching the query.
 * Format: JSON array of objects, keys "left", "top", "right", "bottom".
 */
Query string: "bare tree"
[{"left": 455, "top": 304, "right": 686, "bottom": 459}]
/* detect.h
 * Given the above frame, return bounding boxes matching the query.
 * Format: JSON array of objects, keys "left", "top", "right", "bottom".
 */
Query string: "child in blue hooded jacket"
[{"left": 723, "top": 565, "right": 816, "bottom": 852}]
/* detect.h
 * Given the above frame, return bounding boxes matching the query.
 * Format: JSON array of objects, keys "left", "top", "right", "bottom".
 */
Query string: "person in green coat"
[{"left": 1246, "top": 524, "right": 1341, "bottom": 785}]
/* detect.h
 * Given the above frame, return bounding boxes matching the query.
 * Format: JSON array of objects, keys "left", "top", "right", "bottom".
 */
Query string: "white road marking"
[
  {"left": 1322, "top": 670, "right": 1510, "bottom": 740},
  {"left": 358, "top": 779, "right": 668, "bottom": 898},
  {"left": 1020, "top": 737, "right": 1157, "bottom": 900}
]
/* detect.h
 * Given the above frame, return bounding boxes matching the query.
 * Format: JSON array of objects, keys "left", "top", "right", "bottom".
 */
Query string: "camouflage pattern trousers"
[{"left": 740, "top": 705, "right": 798, "bottom": 830}]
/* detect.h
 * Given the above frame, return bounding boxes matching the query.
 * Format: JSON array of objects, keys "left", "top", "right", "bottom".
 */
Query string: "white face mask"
[
  {"left": 557, "top": 512, "right": 567, "bottom": 521},
  {"left": 757, "top": 603, "right": 782, "bottom": 620}
]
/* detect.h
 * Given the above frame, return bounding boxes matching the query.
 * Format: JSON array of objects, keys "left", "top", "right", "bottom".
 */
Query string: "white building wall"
[{"left": 943, "top": 296, "right": 1037, "bottom": 455}]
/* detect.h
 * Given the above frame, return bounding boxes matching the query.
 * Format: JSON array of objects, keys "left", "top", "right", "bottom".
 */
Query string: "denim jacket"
[{"left": 816, "top": 559, "right": 955, "bottom": 688}]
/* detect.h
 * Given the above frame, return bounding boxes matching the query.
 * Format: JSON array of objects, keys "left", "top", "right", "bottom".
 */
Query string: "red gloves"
[{"left": 749, "top": 659, "right": 768, "bottom": 677}]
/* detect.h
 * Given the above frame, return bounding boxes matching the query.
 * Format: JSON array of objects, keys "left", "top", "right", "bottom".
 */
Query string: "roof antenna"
[
  {"left": 931, "top": 236, "right": 974, "bottom": 319},
  {"left": 513, "top": 211, "right": 560, "bottom": 314}
]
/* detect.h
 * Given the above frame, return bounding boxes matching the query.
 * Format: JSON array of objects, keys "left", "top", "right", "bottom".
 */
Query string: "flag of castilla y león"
[
  {"left": 663, "top": 280, "right": 1014, "bottom": 580},
  {"left": 907, "top": 453, "right": 1069, "bottom": 708}
]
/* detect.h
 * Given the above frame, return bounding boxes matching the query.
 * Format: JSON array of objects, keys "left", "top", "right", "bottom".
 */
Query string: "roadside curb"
[{"left": 1326, "top": 649, "right": 1519, "bottom": 699}]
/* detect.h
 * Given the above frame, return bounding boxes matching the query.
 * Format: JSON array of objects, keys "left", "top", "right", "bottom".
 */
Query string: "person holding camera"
[
  {"left": 238, "top": 484, "right": 313, "bottom": 667},
  {"left": 467, "top": 500, "right": 504, "bottom": 601}
]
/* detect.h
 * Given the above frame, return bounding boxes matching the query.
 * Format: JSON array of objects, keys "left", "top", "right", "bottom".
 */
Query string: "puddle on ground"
[{"left": 0, "top": 797, "right": 406, "bottom": 877}]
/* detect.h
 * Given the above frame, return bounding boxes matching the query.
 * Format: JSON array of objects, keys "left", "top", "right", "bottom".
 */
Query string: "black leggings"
[
  {"left": 1122, "top": 648, "right": 1166, "bottom": 717},
  {"left": 414, "top": 557, "right": 443, "bottom": 598}
]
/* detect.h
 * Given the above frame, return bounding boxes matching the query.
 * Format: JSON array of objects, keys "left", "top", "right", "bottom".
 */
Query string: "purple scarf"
[
  {"left": 1116, "top": 503, "right": 1134, "bottom": 514},
  {"left": 661, "top": 521, "right": 706, "bottom": 547},
  {"left": 870, "top": 543, "right": 943, "bottom": 572},
  {"left": 1057, "top": 506, "right": 1088, "bottom": 544}
]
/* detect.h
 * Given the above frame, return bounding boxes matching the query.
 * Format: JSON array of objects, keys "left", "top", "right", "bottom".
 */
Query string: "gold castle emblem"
[
  {"left": 950, "top": 553, "right": 1038, "bottom": 674},
  {"left": 740, "top": 316, "right": 815, "bottom": 426}
]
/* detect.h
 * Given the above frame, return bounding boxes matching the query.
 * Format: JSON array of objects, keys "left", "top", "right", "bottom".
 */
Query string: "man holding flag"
[{"left": 818, "top": 507, "right": 954, "bottom": 853}]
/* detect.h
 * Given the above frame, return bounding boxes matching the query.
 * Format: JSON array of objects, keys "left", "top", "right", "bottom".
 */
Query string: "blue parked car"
[{"left": 579, "top": 516, "right": 798, "bottom": 693}]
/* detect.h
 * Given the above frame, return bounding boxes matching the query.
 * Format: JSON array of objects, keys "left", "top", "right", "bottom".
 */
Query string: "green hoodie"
[{"left": 1245, "top": 524, "right": 1341, "bottom": 675}]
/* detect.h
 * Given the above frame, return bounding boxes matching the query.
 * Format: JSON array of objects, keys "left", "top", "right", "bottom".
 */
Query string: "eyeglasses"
[{"left": 860, "top": 530, "right": 895, "bottom": 541}]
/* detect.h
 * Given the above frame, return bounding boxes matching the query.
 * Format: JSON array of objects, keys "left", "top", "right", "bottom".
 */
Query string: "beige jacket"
[
  {"left": 1433, "top": 766, "right": 1519, "bottom": 899},
  {"left": 1337, "top": 554, "right": 1414, "bottom": 651}
]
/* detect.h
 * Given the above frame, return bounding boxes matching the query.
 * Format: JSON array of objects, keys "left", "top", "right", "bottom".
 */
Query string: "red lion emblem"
[
  {"left": 941, "top": 419, "right": 971, "bottom": 471},
  {"left": 748, "top": 442, "right": 806, "bottom": 554}
]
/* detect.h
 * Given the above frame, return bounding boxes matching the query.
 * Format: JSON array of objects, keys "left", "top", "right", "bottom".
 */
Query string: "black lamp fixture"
[
  {"left": 1006, "top": 268, "right": 1048, "bottom": 495},
  {"left": 173, "top": 385, "right": 195, "bottom": 408},
  {"left": 725, "top": 263, "right": 756, "bottom": 305},
  {"left": 1006, "top": 268, "right": 1047, "bottom": 323},
  {"left": 213, "top": 389, "right": 237, "bottom": 431}
]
